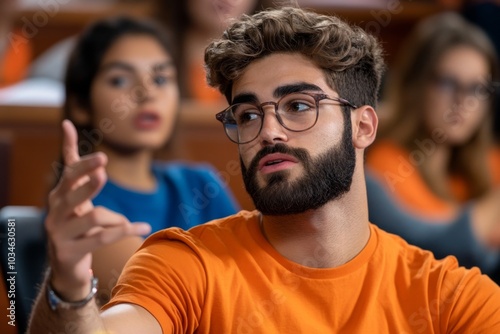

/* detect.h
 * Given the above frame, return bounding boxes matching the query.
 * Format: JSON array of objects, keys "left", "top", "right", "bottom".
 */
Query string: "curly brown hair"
[{"left": 204, "top": 6, "right": 385, "bottom": 108}]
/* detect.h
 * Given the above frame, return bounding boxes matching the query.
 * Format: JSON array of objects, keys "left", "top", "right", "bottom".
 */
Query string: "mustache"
[{"left": 247, "top": 143, "right": 310, "bottom": 173}]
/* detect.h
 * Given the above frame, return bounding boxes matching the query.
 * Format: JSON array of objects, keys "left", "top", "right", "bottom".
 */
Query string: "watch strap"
[{"left": 46, "top": 271, "right": 99, "bottom": 311}]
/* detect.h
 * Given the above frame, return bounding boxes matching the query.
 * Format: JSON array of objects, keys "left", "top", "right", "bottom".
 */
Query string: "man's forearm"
[{"left": 27, "top": 278, "right": 106, "bottom": 334}]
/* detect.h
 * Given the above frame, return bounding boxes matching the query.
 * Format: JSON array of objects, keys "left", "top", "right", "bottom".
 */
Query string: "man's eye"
[
  {"left": 287, "top": 101, "right": 313, "bottom": 112},
  {"left": 238, "top": 111, "right": 260, "bottom": 124}
]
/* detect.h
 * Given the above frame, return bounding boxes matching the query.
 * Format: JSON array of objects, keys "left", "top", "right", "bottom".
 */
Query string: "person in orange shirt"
[
  {"left": 0, "top": 0, "right": 32, "bottom": 87},
  {"left": 27, "top": 7, "right": 500, "bottom": 333},
  {"left": 158, "top": 0, "right": 264, "bottom": 103},
  {"left": 366, "top": 13, "right": 500, "bottom": 279}
]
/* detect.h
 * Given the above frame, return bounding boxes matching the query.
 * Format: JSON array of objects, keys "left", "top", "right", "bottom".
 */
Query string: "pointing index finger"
[{"left": 62, "top": 119, "right": 81, "bottom": 167}]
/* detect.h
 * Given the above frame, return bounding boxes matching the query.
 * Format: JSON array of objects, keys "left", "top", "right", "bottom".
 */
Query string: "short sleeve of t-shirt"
[{"left": 102, "top": 227, "right": 208, "bottom": 333}]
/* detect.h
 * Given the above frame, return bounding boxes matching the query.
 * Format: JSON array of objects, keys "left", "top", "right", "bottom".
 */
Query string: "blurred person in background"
[
  {"left": 439, "top": 0, "right": 500, "bottom": 142},
  {"left": 366, "top": 12, "right": 500, "bottom": 282},
  {"left": 460, "top": 0, "right": 500, "bottom": 145},
  {"left": 0, "top": 0, "right": 32, "bottom": 87},
  {"left": 27, "top": 0, "right": 267, "bottom": 104},
  {"left": 158, "top": 0, "right": 266, "bottom": 102},
  {"left": 58, "top": 16, "right": 239, "bottom": 304}
]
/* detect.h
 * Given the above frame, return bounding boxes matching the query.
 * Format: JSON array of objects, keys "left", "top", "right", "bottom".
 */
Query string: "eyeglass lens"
[{"left": 225, "top": 93, "right": 319, "bottom": 143}]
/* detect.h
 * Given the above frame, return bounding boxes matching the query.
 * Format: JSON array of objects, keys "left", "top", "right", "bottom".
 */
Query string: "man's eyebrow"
[
  {"left": 231, "top": 83, "right": 323, "bottom": 105},
  {"left": 273, "top": 83, "right": 323, "bottom": 98},
  {"left": 232, "top": 93, "right": 259, "bottom": 105}
]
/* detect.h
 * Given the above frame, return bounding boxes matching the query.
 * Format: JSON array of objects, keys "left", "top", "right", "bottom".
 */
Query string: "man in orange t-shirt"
[{"left": 28, "top": 7, "right": 500, "bottom": 333}]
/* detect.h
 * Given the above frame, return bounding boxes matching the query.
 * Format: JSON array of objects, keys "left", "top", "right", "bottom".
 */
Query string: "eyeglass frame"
[
  {"left": 430, "top": 73, "right": 495, "bottom": 100},
  {"left": 215, "top": 91, "right": 358, "bottom": 144}
]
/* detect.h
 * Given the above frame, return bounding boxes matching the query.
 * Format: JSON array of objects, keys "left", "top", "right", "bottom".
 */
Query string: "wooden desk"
[
  {"left": 0, "top": 102, "right": 254, "bottom": 210},
  {"left": 0, "top": 105, "right": 62, "bottom": 208}
]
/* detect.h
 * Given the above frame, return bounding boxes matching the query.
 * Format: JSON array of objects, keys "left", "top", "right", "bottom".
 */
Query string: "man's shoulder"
[
  {"left": 142, "top": 210, "right": 259, "bottom": 250},
  {"left": 372, "top": 224, "right": 498, "bottom": 290},
  {"left": 373, "top": 224, "right": 458, "bottom": 267}
]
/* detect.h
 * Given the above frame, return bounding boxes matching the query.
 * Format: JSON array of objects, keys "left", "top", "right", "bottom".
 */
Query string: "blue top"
[{"left": 92, "top": 162, "right": 240, "bottom": 234}]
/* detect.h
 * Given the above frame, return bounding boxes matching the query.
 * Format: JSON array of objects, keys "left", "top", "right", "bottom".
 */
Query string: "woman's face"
[
  {"left": 423, "top": 45, "right": 491, "bottom": 145},
  {"left": 88, "top": 34, "right": 179, "bottom": 153},
  {"left": 187, "top": 0, "right": 258, "bottom": 34}
]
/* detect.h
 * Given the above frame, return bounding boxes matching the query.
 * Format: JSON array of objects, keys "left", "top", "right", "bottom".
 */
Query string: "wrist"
[{"left": 46, "top": 268, "right": 98, "bottom": 311}]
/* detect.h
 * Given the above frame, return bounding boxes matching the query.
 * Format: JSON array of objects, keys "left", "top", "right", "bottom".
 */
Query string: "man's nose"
[{"left": 258, "top": 106, "right": 288, "bottom": 145}]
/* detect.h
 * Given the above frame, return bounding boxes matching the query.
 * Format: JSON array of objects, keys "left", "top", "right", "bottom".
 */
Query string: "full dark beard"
[{"left": 241, "top": 117, "right": 355, "bottom": 215}]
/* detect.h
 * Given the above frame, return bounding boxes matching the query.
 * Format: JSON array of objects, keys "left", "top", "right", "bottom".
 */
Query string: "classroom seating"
[{"left": 0, "top": 206, "right": 46, "bottom": 334}]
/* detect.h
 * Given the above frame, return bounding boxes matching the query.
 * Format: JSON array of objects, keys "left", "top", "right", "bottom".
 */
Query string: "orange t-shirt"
[
  {"left": 0, "top": 29, "right": 32, "bottom": 88},
  {"left": 103, "top": 210, "right": 500, "bottom": 333},
  {"left": 366, "top": 140, "right": 500, "bottom": 219}
]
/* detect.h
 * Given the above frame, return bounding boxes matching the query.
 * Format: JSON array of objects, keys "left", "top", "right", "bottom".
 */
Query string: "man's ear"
[
  {"left": 68, "top": 97, "right": 91, "bottom": 126},
  {"left": 351, "top": 105, "right": 378, "bottom": 149}
]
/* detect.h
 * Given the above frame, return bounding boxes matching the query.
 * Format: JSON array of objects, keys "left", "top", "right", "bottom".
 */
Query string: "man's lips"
[{"left": 258, "top": 153, "right": 299, "bottom": 173}]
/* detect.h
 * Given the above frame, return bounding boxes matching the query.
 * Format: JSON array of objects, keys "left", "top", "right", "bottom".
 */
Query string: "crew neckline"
[{"left": 248, "top": 212, "right": 378, "bottom": 279}]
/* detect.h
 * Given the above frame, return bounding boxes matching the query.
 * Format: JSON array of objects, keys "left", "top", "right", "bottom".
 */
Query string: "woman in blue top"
[{"left": 62, "top": 16, "right": 239, "bottom": 304}]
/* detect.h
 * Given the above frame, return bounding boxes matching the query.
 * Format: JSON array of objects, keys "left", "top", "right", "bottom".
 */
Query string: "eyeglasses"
[
  {"left": 215, "top": 92, "right": 357, "bottom": 144},
  {"left": 432, "top": 74, "right": 493, "bottom": 100}
]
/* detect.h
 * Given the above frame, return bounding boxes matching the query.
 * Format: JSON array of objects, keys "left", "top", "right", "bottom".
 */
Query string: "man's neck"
[{"left": 260, "top": 175, "right": 370, "bottom": 268}]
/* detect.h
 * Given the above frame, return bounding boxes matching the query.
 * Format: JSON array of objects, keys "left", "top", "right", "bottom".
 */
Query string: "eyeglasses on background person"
[{"left": 431, "top": 73, "right": 495, "bottom": 101}]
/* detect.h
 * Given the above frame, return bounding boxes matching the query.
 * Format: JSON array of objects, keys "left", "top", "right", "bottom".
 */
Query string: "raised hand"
[{"left": 45, "top": 120, "right": 151, "bottom": 301}]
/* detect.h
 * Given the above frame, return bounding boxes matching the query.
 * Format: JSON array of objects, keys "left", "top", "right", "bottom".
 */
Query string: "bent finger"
[
  {"left": 55, "top": 153, "right": 107, "bottom": 196},
  {"left": 56, "top": 207, "right": 128, "bottom": 239},
  {"left": 52, "top": 168, "right": 107, "bottom": 220},
  {"left": 69, "top": 223, "right": 151, "bottom": 256}
]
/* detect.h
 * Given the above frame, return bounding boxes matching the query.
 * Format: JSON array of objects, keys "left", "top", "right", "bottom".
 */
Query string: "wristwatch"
[{"left": 46, "top": 272, "right": 99, "bottom": 311}]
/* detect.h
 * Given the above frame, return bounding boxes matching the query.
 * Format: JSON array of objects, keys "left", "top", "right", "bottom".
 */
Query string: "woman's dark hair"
[{"left": 64, "top": 16, "right": 176, "bottom": 155}]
